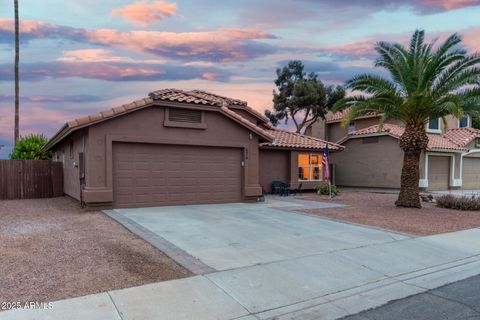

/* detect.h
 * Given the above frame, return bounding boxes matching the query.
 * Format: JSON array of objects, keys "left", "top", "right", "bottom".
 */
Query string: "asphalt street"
[{"left": 342, "top": 275, "right": 480, "bottom": 320}]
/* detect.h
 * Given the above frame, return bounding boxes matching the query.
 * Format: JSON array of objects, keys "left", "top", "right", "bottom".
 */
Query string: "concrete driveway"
[
  {"left": 113, "top": 198, "right": 407, "bottom": 271},
  {"left": 4, "top": 197, "right": 480, "bottom": 320}
]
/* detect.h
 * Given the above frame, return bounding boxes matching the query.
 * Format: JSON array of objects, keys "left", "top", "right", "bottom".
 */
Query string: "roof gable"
[{"left": 44, "top": 89, "right": 274, "bottom": 150}]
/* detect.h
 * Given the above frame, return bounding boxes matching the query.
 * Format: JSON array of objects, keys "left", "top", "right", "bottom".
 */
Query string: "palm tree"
[
  {"left": 334, "top": 30, "right": 480, "bottom": 208},
  {"left": 14, "top": 0, "right": 19, "bottom": 144}
]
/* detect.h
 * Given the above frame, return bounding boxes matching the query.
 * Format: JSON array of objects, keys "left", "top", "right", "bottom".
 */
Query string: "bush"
[
  {"left": 315, "top": 182, "right": 339, "bottom": 195},
  {"left": 10, "top": 134, "right": 52, "bottom": 160},
  {"left": 436, "top": 194, "right": 480, "bottom": 211}
]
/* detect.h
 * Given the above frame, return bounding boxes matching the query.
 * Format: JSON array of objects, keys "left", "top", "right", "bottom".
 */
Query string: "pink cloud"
[
  {"left": 463, "top": 27, "right": 480, "bottom": 51},
  {"left": 0, "top": 105, "right": 81, "bottom": 143},
  {"left": 85, "top": 27, "right": 276, "bottom": 62},
  {"left": 323, "top": 41, "right": 378, "bottom": 59},
  {"left": 0, "top": 19, "right": 277, "bottom": 62},
  {"left": 420, "top": 0, "right": 480, "bottom": 10},
  {"left": 320, "top": 28, "right": 480, "bottom": 60},
  {"left": 57, "top": 49, "right": 167, "bottom": 64},
  {"left": 111, "top": 0, "right": 177, "bottom": 27}
]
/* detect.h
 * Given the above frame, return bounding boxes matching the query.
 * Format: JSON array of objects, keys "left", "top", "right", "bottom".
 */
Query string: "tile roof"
[
  {"left": 187, "top": 90, "right": 247, "bottom": 106},
  {"left": 426, "top": 134, "right": 467, "bottom": 151},
  {"left": 325, "top": 109, "right": 380, "bottom": 122},
  {"left": 66, "top": 98, "right": 154, "bottom": 129},
  {"left": 261, "top": 129, "right": 344, "bottom": 151},
  {"left": 44, "top": 89, "right": 276, "bottom": 150},
  {"left": 148, "top": 88, "right": 218, "bottom": 105},
  {"left": 443, "top": 127, "right": 480, "bottom": 147},
  {"left": 339, "top": 124, "right": 470, "bottom": 151},
  {"left": 346, "top": 123, "right": 405, "bottom": 138},
  {"left": 44, "top": 88, "right": 340, "bottom": 152},
  {"left": 148, "top": 89, "right": 269, "bottom": 123}
]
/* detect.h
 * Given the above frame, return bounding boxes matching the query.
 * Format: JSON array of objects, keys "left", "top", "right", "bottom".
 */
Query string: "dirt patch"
[
  {"left": 302, "top": 192, "right": 480, "bottom": 236},
  {"left": 0, "top": 197, "right": 191, "bottom": 307}
]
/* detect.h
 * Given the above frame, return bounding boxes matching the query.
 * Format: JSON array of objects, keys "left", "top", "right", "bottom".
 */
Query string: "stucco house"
[
  {"left": 306, "top": 111, "right": 480, "bottom": 190},
  {"left": 44, "top": 89, "right": 343, "bottom": 208}
]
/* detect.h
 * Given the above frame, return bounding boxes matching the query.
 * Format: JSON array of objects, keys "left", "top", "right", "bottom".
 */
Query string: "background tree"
[
  {"left": 10, "top": 134, "right": 52, "bottom": 160},
  {"left": 334, "top": 30, "right": 480, "bottom": 208},
  {"left": 473, "top": 117, "right": 480, "bottom": 129},
  {"left": 14, "top": 0, "right": 20, "bottom": 144},
  {"left": 265, "top": 60, "right": 345, "bottom": 133}
]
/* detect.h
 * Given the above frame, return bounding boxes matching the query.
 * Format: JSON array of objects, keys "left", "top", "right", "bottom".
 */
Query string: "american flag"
[{"left": 322, "top": 143, "right": 330, "bottom": 181}]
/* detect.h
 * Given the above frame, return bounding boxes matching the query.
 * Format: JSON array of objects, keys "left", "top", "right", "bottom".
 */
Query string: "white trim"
[
  {"left": 452, "top": 179, "right": 462, "bottom": 187},
  {"left": 419, "top": 179, "right": 428, "bottom": 188},
  {"left": 458, "top": 115, "right": 471, "bottom": 128}
]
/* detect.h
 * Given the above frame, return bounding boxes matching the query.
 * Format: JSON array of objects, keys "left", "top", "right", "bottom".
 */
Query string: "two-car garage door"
[{"left": 113, "top": 143, "right": 242, "bottom": 208}]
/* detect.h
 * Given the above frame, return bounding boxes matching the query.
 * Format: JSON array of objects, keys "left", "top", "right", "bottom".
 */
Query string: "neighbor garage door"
[
  {"left": 462, "top": 157, "right": 480, "bottom": 189},
  {"left": 113, "top": 143, "right": 242, "bottom": 208},
  {"left": 428, "top": 156, "right": 450, "bottom": 190}
]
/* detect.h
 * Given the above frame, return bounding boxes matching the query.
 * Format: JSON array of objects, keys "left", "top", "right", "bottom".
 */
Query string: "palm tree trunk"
[
  {"left": 14, "top": 0, "right": 20, "bottom": 145},
  {"left": 395, "top": 124, "right": 429, "bottom": 208}
]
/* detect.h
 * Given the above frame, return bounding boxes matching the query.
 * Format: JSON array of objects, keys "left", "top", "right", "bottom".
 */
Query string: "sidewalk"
[{"left": 1, "top": 226, "right": 479, "bottom": 320}]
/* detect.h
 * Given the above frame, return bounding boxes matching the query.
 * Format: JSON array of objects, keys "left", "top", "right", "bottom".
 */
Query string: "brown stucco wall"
[
  {"left": 326, "top": 122, "right": 348, "bottom": 143},
  {"left": 259, "top": 149, "right": 290, "bottom": 193},
  {"left": 331, "top": 136, "right": 404, "bottom": 188},
  {"left": 305, "top": 121, "right": 326, "bottom": 140},
  {"left": 230, "top": 108, "right": 261, "bottom": 125},
  {"left": 51, "top": 130, "right": 87, "bottom": 200},
  {"left": 444, "top": 115, "right": 463, "bottom": 131},
  {"left": 82, "top": 103, "right": 261, "bottom": 206},
  {"left": 326, "top": 117, "right": 381, "bottom": 143}
]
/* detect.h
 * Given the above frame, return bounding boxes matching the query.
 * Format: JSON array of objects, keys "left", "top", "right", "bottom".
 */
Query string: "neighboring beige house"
[{"left": 306, "top": 111, "right": 480, "bottom": 191}]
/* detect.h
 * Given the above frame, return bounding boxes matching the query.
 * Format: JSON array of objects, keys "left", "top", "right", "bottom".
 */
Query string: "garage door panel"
[
  {"left": 463, "top": 157, "right": 480, "bottom": 189},
  {"left": 113, "top": 143, "right": 242, "bottom": 208},
  {"left": 428, "top": 156, "right": 450, "bottom": 190}
]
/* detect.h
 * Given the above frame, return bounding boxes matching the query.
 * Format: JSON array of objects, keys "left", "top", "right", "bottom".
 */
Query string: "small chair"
[
  {"left": 291, "top": 182, "right": 303, "bottom": 196},
  {"left": 271, "top": 181, "right": 290, "bottom": 196}
]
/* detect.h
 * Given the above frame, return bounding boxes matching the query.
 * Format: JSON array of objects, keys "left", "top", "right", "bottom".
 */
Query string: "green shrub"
[
  {"left": 436, "top": 194, "right": 480, "bottom": 211},
  {"left": 315, "top": 183, "right": 339, "bottom": 195},
  {"left": 10, "top": 134, "right": 52, "bottom": 160}
]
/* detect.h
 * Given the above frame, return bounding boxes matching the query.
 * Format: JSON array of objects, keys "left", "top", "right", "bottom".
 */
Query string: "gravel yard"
[
  {"left": 303, "top": 191, "right": 480, "bottom": 236},
  {"left": 0, "top": 197, "right": 191, "bottom": 308}
]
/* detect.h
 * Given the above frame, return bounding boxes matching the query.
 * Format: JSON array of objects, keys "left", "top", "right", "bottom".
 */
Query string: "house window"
[
  {"left": 348, "top": 122, "right": 356, "bottom": 133},
  {"left": 427, "top": 118, "right": 441, "bottom": 133},
  {"left": 298, "top": 153, "right": 322, "bottom": 181},
  {"left": 459, "top": 116, "right": 469, "bottom": 128}
]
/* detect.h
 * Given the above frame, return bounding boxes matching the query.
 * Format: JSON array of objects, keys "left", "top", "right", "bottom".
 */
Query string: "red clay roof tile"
[
  {"left": 45, "top": 88, "right": 341, "bottom": 152},
  {"left": 261, "top": 130, "right": 344, "bottom": 151},
  {"left": 341, "top": 124, "right": 470, "bottom": 151}
]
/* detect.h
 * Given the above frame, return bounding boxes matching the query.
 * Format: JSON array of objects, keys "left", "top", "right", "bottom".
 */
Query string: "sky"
[{"left": 1, "top": 0, "right": 480, "bottom": 158}]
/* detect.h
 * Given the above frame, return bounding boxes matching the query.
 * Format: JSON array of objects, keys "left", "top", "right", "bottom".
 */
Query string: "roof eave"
[
  {"left": 337, "top": 132, "right": 395, "bottom": 145},
  {"left": 259, "top": 145, "right": 344, "bottom": 152},
  {"left": 427, "top": 148, "right": 467, "bottom": 153}
]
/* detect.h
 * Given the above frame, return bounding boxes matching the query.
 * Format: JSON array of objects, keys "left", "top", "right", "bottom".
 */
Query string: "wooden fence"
[{"left": 0, "top": 160, "right": 63, "bottom": 200}]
